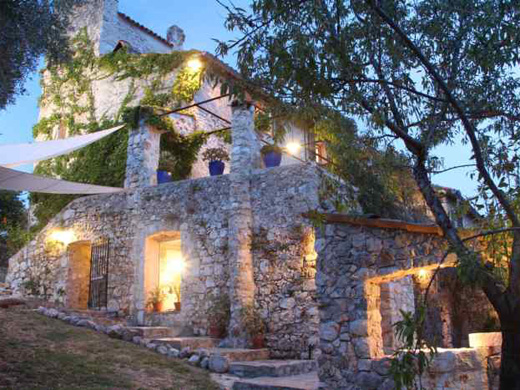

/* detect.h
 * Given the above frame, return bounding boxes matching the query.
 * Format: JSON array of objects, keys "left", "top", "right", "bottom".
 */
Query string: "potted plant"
[
  {"left": 172, "top": 284, "right": 181, "bottom": 311},
  {"left": 242, "top": 304, "right": 266, "bottom": 349},
  {"left": 147, "top": 286, "right": 166, "bottom": 312},
  {"left": 157, "top": 151, "right": 174, "bottom": 184},
  {"left": 261, "top": 144, "right": 283, "bottom": 168},
  {"left": 207, "top": 294, "right": 230, "bottom": 338},
  {"left": 202, "top": 147, "right": 230, "bottom": 176}
]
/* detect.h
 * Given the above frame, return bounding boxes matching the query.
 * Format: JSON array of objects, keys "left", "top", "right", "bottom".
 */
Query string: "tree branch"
[
  {"left": 333, "top": 77, "right": 447, "bottom": 102},
  {"left": 366, "top": 0, "right": 520, "bottom": 229}
]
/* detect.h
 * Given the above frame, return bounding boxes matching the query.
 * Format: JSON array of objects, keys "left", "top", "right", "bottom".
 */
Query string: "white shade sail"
[
  {"left": 0, "top": 166, "right": 123, "bottom": 194},
  {"left": 0, "top": 125, "right": 125, "bottom": 168}
]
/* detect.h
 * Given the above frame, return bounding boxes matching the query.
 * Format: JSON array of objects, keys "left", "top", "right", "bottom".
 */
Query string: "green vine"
[{"left": 31, "top": 29, "right": 207, "bottom": 228}]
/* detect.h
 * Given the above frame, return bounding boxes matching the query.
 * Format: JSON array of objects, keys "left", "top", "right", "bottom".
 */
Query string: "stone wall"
[
  {"left": 69, "top": 0, "right": 172, "bottom": 55},
  {"left": 8, "top": 164, "right": 334, "bottom": 357},
  {"left": 250, "top": 166, "right": 322, "bottom": 359},
  {"left": 419, "top": 268, "right": 499, "bottom": 348},
  {"left": 315, "top": 221, "right": 498, "bottom": 389}
]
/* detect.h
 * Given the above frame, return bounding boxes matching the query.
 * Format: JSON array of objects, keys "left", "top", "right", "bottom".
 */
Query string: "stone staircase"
[
  {"left": 152, "top": 336, "right": 221, "bottom": 350},
  {"left": 228, "top": 360, "right": 320, "bottom": 390},
  {"left": 230, "top": 360, "right": 317, "bottom": 378},
  {"left": 231, "top": 372, "right": 320, "bottom": 390},
  {"left": 128, "top": 326, "right": 321, "bottom": 390},
  {"left": 127, "top": 326, "right": 179, "bottom": 339}
]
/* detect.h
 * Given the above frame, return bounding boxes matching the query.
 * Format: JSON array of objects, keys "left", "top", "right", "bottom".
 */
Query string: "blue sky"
[{"left": 0, "top": 0, "right": 477, "bottom": 196}]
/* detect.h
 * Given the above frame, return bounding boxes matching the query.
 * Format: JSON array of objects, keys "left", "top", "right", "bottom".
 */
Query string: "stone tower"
[{"left": 67, "top": 0, "right": 119, "bottom": 55}]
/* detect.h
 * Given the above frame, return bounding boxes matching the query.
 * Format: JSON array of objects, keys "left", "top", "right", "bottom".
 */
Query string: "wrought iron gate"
[{"left": 88, "top": 238, "right": 109, "bottom": 309}]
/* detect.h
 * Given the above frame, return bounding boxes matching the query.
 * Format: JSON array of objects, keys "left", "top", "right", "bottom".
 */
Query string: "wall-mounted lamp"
[
  {"left": 187, "top": 58, "right": 203, "bottom": 71},
  {"left": 415, "top": 269, "right": 431, "bottom": 288},
  {"left": 48, "top": 229, "right": 77, "bottom": 247}
]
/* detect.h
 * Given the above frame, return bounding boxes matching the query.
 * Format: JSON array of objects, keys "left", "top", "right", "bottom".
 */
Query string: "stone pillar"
[
  {"left": 224, "top": 102, "right": 259, "bottom": 348},
  {"left": 124, "top": 119, "right": 162, "bottom": 189}
]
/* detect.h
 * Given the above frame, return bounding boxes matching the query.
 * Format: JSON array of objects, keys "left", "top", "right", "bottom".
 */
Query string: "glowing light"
[
  {"left": 187, "top": 58, "right": 203, "bottom": 71},
  {"left": 418, "top": 269, "right": 429, "bottom": 278},
  {"left": 165, "top": 250, "right": 186, "bottom": 274},
  {"left": 286, "top": 141, "right": 302, "bottom": 155},
  {"left": 49, "top": 229, "right": 76, "bottom": 246}
]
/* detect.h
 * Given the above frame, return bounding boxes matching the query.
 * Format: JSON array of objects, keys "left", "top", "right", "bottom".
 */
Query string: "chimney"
[{"left": 167, "top": 25, "right": 186, "bottom": 50}]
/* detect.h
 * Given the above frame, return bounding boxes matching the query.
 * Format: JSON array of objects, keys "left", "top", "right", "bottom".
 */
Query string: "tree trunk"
[{"left": 500, "top": 325, "right": 520, "bottom": 390}]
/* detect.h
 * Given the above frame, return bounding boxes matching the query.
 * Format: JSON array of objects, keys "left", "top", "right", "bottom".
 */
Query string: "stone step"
[
  {"left": 127, "top": 326, "right": 176, "bottom": 339},
  {"left": 152, "top": 336, "right": 221, "bottom": 350},
  {"left": 231, "top": 372, "right": 321, "bottom": 390},
  {"left": 209, "top": 348, "right": 270, "bottom": 362},
  {"left": 229, "top": 360, "right": 317, "bottom": 378}
]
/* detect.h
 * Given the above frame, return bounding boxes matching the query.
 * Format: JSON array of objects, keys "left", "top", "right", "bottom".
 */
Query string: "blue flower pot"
[
  {"left": 209, "top": 161, "right": 225, "bottom": 176},
  {"left": 157, "top": 170, "right": 172, "bottom": 184},
  {"left": 263, "top": 151, "right": 282, "bottom": 168}
]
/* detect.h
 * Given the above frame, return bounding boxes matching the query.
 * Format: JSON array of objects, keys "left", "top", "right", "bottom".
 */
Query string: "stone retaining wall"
[{"left": 315, "top": 221, "right": 499, "bottom": 389}]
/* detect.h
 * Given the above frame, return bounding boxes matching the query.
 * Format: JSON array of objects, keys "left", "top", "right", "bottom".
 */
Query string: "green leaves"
[
  {"left": 32, "top": 30, "right": 211, "bottom": 227},
  {"left": 389, "top": 305, "right": 437, "bottom": 390}
]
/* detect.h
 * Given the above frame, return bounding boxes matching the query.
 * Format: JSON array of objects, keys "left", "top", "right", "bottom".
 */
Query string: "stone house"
[{"left": 7, "top": 1, "right": 502, "bottom": 388}]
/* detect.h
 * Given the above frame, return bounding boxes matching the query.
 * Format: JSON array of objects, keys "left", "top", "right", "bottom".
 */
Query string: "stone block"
[
  {"left": 357, "top": 359, "right": 371, "bottom": 371},
  {"left": 200, "top": 356, "right": 209, "bottom": 369},
  {"left": 157, "top": 345, "right": 169, "bottom": 355},
  {"left": 469, "top": 332, "right": 502, "bottom": 348},
  {"left": 349, "top": 320, "right": 368, "bottom": 337},
  {"left": 430, "top": 351, "right": 456, "bottom": 373},
  {"left": 320, "top": 322, "right": 339, "bottom": 342},
  {"left": 355, "top": 371, "right": 384, "bottom": 389},
  {"left": 168, "top": 348, "right": 180, "bottom": 358},
  {"left": 209, "top": 354, "right": 230, "bottom": 373},
  {"left": 352, "top": 338, "right": 370, "bottom": 359},
  {"left": 371, "top": 358, "right": 391, "bottom": 376},
  {"left": 188, "top": 354, "right": 200, "bottom": 365}
]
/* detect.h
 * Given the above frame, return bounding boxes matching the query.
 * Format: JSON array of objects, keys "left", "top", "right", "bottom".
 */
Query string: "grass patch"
[{"left": 0, "top": 308, "right": 219, "bottom": 390}]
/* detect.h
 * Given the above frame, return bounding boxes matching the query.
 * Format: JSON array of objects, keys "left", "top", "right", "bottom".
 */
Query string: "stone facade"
[
  {"left": 69, "top": 0, "right": 172, "bottom": 56},
  {"left": 316, "top": 221, "right": 499, "bottom": 390},
  {"left": 8, "top": 163, "right": 334, "bottom": 357}
]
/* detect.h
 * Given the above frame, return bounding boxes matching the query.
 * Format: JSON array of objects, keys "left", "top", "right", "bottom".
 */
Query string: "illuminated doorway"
[
  {"left": 144, "top": 232, "right": 185, "bottom": 312},
  {"left": 67, "top": 241, "right": 91, "bottom": 310}
]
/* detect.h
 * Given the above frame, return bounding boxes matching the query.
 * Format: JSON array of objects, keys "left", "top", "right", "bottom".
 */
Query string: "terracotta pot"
[
  {"left": 153, "top": 301, "right": 164, "bottom": 312},
  {"left": 252, "top": 334, "right": 265, "bottom": 349},
  {"left": 174, "top": 302, "right": 181, "bottom": 311},
  {"left": 209, "top": 324, "right": 226, "bottom": 338}
]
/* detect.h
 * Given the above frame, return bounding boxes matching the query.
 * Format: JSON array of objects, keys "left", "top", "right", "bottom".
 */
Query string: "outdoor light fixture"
[
  {"left": 415, "top": 269, "right": 431, "bottom": 288},
  {"left": 286, "top": 141, "right": 302, "bottom": 155},
  {"left": 49, "top": 229, "right": 76, "bottom": 246},
  {"left": 187, "top": 58, "right": 203, "bottom": 71}
]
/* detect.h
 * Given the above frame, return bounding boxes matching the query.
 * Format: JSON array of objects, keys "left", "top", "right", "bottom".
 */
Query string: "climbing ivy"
[{"left": 31, "top": 29, "right": 208, "bottom": 228}]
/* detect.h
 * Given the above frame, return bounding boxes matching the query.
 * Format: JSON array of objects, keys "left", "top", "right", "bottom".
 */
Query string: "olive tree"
[
  {"left": 0, "top": 0, "right": 84, "bottom": 110},
  {"left": 217, "top": 1, "right": 520, "bottom": 388}
]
